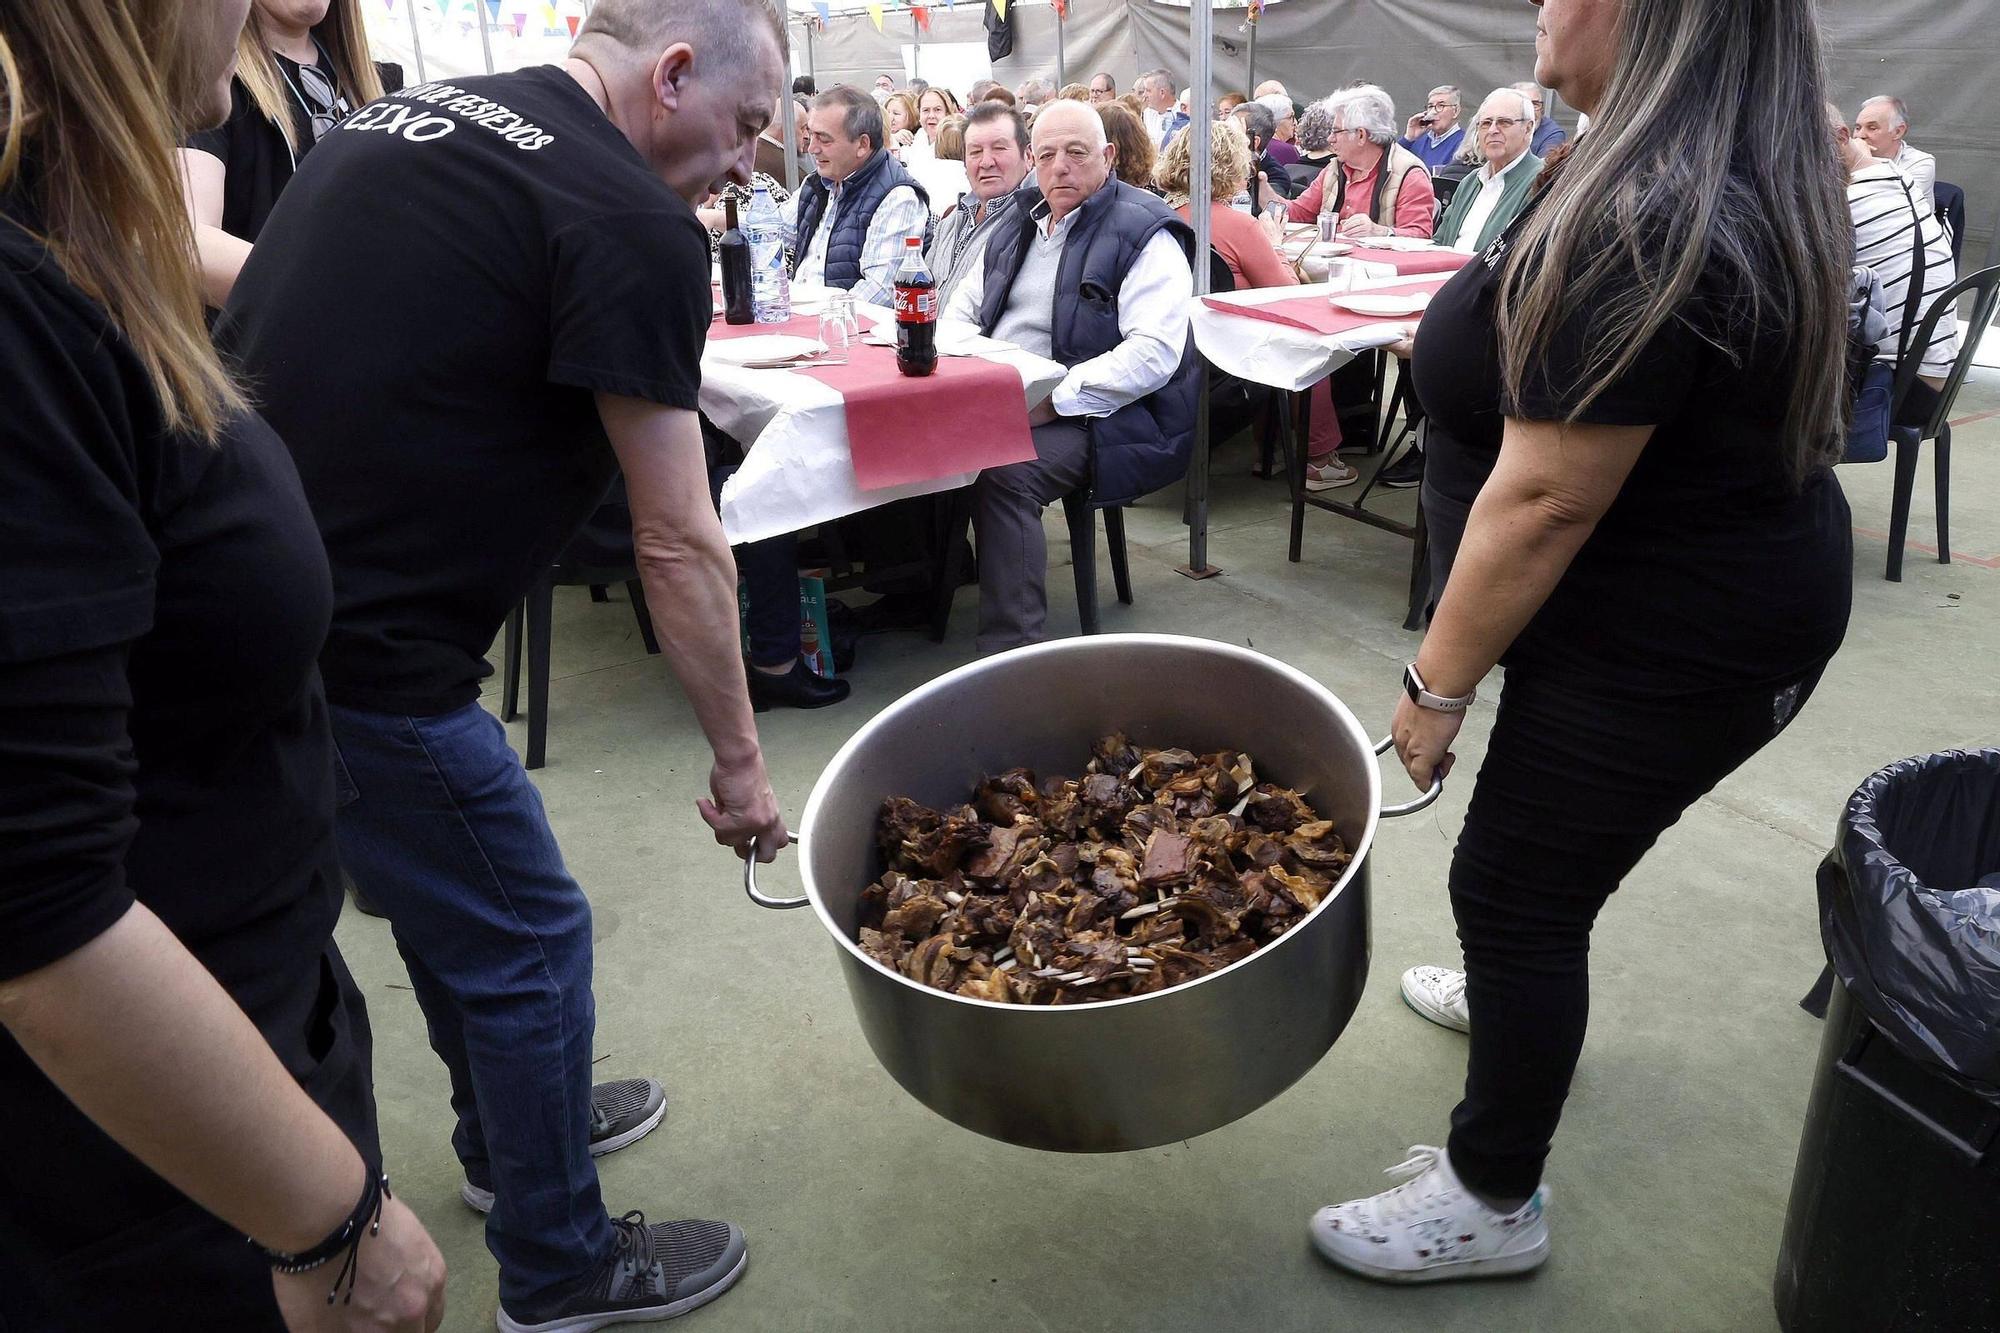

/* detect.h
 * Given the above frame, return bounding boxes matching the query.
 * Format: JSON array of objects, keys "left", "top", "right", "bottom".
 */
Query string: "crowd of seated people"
[{"left": 709, "top": 66, "right": 1953, "bottom": 703}]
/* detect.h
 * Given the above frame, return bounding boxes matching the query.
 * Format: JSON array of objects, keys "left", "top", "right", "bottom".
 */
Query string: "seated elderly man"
[
  {"left": 943, "top": 100, "right": 1197, "bottom": 653},
  {"left": 928, "top": 101, "right": 1034, "bottom": 302},
  {"left": 1434, "top": 88, "right": 1544, "bottom": 253},
  {"left": 1833, "top": 104, "right": 1959, "bottom": 426},
  {"left": 786, "top": 85, "right": 931, "bottom": 306},
  {"left": 1856, "top": 95, "right": 1937, "bottom": 215},
  {"left": 1136, "top": 69, "right": 1188, "bottom": 148},
  {"left": 1513, "top": 82, "right": 1568, "bottom": 156},
  {"left": 1017, "top": 77, "right": 1057, "bottom": 114},
  {"left": 1286, "top": 84, "right": 1435, "bottom": 238},
  {"left": 1399, "top": 85, "right": 1466, "bottom": 171}
]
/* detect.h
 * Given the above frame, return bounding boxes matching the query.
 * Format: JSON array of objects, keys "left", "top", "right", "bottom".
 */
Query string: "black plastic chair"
[
  {"left": 499, "top": 483, "right": 660, "bottom": 769},
  {"left": 1934, "top": 182, "right": 1966, "bottom": 266},
  {"left": 1431, "top": 161, "right": 1475, "bottom": 212},
  {"left": 1882, "top": 264, "right": 2000, "bottom": 581}
]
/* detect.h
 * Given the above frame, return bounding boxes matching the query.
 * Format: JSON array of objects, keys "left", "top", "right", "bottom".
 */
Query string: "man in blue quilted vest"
[
  {"left": 784, "top": 84, "right": 930, "bottom": 305},
  {"left": 943, "top": 99, "right": 1197, "bottom": 654}
]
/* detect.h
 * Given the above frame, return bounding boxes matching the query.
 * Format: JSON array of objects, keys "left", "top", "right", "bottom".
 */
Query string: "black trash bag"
[{"left": 1817, "top": 748, "right": 2000, "bottom": 1104}]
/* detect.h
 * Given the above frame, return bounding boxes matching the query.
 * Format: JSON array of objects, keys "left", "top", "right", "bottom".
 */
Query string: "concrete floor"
[{"left": 337, "top": 368, "right": 2000, "bottom": 1333}]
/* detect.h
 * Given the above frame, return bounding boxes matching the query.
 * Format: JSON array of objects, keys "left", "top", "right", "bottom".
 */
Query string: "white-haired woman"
[
  {"left": 1311, "top": 0, "right": 1853, "bottom": 1284},
  {"left": 1284, "top": 84, "right": 1435, "bottom": 239}
]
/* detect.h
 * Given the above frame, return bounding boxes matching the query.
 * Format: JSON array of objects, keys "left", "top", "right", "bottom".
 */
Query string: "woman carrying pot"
[
  {"left": 0, "top": 0, "right": 444, "bottom": 1327},
  {"left": 1311, "top": 0, "right": 1854, "bottom": 1283}
]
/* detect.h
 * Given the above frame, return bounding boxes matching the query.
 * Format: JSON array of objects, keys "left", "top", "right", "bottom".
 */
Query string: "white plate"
[
  {"left": 1328, "top": 292, "right": 1431, "bottom": 318},
  {"left": 1366, "top": 236, "right": 1439, "bottom": 253},
  {"left": 706, "top": 334, "right": 825, "bottom": 368}
]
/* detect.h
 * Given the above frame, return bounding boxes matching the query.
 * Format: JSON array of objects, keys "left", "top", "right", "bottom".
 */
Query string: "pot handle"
[
  {"left": 1374, "top": 734, "right": 1444, "bottom": 818},
  {"left": 743, "top": 839, "right": 810, "bottom": 910}
]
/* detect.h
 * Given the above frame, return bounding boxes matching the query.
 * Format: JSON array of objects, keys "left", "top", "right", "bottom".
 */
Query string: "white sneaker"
[
  {"left": 1400, "top": 965, "right": 1469, "bottom": 1033},
  {"left": 1310, "top": 1145, "right": 1550, "bottom": 1283}
]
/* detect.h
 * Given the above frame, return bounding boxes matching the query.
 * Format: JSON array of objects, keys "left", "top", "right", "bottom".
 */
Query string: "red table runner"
[
  {"left": 707, "top": 313, "right": 824, "bottom": 342},
  {"left": 1343, "top": 245, "right": 1474, "bottom": 276},
  {"left": 1202, "top": 276, "right": 1450, "bottom": 337},
  {"left": 794, "top": 340, "right": 1037, "bottom": 491}
]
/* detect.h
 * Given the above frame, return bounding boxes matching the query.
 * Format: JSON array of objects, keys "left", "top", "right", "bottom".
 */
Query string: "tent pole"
[
  {"left": 912, "top": 12, "right": 922, "bottom": 82},
  {"left": 1056, "top": 7, "right": 1067, "bottom": 88},
  {"left": 474, "top": 0, "right": 496, "bottom": 74},
  {"left": 1246, "top": 21, "right": 1256, "bottom": 102},
  {"left": 403, "top": 0, "right": 427, "bottom": 84},
  {"left": 805, "top": 19, "right": 816, "bottom": 83},
  {"left": 1180, "top": 0, "right": 1217, "bottom": 579}
]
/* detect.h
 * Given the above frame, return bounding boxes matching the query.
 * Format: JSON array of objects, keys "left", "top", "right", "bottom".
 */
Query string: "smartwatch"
[{"left": 1404, "top": 663, "right": 1476, "bottom": 713}]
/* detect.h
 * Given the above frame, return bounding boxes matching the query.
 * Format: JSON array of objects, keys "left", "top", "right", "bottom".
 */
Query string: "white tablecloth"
[
  {"left": 704, "top": 299, "right": 1067, "bottom": 545},
  {"left": 1189, "top": 274, "right": 1432, "bottom": 394}
]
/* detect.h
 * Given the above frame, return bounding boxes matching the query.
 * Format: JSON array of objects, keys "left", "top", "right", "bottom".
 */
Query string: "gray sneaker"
[
  {"left": 463, "top": 1078, "right": 667, "bottom": 1214},
  {"left": 494, "top": 1212, "right": 747, "bottom": 1333}
]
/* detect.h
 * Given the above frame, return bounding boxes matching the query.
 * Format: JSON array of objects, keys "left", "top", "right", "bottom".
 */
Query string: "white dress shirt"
[
  {"left": 1892, "top": 141, "right": 1938, "bottom": 216},
  {"left": 1450, "top": 147, "right": 1534, "bottom": 253},
  {"left": 945, "top": 201, "right": 1192, "bottom": 419},
  {"left": 781, "top": 172, "right": 932, "bottom": 308}
]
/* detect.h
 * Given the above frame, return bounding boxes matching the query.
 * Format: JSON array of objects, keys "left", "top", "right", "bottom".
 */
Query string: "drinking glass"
[
  {"left": 1322, "top": 259, "right": 1357, "bottom": 294},
  {"left": 818, "top": 293, "right": 858, "bottom": 365}
]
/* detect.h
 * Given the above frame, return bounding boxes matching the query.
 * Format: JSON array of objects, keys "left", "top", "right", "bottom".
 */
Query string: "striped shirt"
[{"left": 1849, "top": 161, "right": 1959, "bottom": 377}]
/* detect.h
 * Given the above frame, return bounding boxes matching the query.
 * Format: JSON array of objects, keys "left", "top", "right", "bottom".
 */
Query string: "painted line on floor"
[
  {"left": 1948, "top": 407, "right": 2000, "bottom": 428},
  {"left": 1851, "top": 526, "right": 2000, "bottom": 569}
]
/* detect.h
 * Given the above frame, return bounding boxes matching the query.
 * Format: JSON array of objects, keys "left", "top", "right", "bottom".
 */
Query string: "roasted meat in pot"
[{"left": 855, "top": 737, "right": 1350, "bottom": 1005}]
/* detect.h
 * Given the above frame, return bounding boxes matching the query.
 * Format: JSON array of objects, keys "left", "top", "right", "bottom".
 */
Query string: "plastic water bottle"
[{"left": 744, "top": 184, "right": 791, "bottom": 324}]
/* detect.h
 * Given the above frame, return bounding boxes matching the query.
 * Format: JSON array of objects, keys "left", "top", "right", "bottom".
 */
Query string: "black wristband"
[{"left": 252, "top": 1168, "right": 390, "bottom": 1305}]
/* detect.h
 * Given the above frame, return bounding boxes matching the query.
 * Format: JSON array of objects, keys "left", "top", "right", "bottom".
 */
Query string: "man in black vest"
[
  {"left": 783, "top": 85, "right": 929, "bottom": 306},
  {"left": 942, "top": 100, "right": 1197, "bottom": 654}
]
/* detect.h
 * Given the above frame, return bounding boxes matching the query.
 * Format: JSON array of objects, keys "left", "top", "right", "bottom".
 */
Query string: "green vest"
[{"left": 1434, "top": 152, "right": 1543, "bottom": 252}]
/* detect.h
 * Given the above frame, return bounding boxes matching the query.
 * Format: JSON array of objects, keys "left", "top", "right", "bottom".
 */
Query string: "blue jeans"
[{"left": 329, "top": 701, "right": 611, "bottom": 1309}]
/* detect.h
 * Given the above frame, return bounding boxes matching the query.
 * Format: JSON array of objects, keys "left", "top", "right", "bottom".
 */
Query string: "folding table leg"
[{"left": 1289, "top": 387, "right": 1311, "bottom": 563}]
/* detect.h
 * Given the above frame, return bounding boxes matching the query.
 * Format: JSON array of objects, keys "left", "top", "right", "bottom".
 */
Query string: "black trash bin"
[{"left": 1774, "top": 749, "right": 2000, "bottom": 1332}]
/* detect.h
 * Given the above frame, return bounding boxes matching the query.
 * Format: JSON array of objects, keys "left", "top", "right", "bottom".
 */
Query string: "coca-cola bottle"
[
  {"left": 718, "top": 195, "right": 754, "bottom": 325},
  {"left": 893, "top": 236, "right": 937, "bottom": 378}
]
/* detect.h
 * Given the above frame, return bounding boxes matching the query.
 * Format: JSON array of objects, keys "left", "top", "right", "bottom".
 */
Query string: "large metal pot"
[{"left": 749, "top": 634, "right": 1437, "bottom": 1152}]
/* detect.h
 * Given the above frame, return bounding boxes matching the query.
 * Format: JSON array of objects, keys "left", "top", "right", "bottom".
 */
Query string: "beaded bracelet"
[{"left": 252, "top": 1169, "right": 391, "bottom": 1305}]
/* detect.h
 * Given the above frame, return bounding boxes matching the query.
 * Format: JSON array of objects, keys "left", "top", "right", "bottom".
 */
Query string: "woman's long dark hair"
[{"left": 1497, "top": 0, "right": 1852, "bottom": 481}]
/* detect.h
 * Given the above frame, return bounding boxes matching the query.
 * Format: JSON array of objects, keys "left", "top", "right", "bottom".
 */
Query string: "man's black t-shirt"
[
  {"left": 0, "top": 199, "right": 345, "bottom": 1013},
  {"left": 220, "top": 67, "right": 712, "bottom": 716},
  {"left": 1411, "top": 206, "right": 1853, "bottom": 693}
]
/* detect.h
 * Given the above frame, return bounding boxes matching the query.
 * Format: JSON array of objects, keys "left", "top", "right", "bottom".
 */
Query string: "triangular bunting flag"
[
  {"left": 865, "top": 2, "right": 884, "bottom": 30},
  {"left": 1053, "top": 0, "right": 1067, "bottom": 17},
  {"left": 813, "top": 0, "right": 831, "bottom": 23},
  {"left": 992, "top": 0, "right": 1007, "bottom": 18},
  {"left": 485, "top": 0, "right": 500, "bottom": 18},
  {"left": 913, "top": 5, "right": 931, "bottom": 33},
  {"left": 566, "top": 14, "right": 579, "bottom": 35}
]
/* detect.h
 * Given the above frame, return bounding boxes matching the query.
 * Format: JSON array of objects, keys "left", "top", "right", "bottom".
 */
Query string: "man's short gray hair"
[
  {"left": 1512, "top": 81, "right": 1545, "bottom": 113},
  {"left": 814, "top": 85, "right": 885, "bottom": 152},
  {"left": 1140, "top": 69, "right": 1172, "bottom": 96},
  {"left": 1255, "top": 93, "right": 1294, "bottom": 122},
  {"left": 1234, "top": 101, "right": 1275, "bottom": 150},
  {"left": 1428, "top": 85, "right": 1461, "bottom": 108},
  {"left": 1327, "top": 84, "right": 1397, "bottom": 146},
  {"left": 1862, "top": 94, "right": 1910, "bottom": 131},
  {"left": 574, "top": 0, "right": 786, "bottom": 68},
  {"left": 1017, "top": 77, "right": 1056, "bottom": 106}
]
